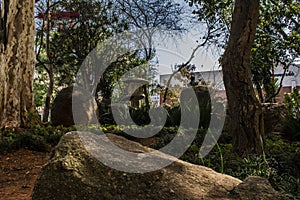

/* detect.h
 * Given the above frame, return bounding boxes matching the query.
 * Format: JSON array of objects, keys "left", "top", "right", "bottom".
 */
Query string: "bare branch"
[
  {"left": 264, "top": 61, "right": 293, "bottom": 103},
  {"left": 162, "top": 27, "right": 211, "bottom": 103}
]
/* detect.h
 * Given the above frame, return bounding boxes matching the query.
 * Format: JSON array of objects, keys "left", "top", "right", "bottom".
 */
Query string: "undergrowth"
[
  {"left": 151, "top": 129, "right": 300, "bottom": 199},
  {"left": 0, "top": 124, "right": 299, "bottom": 199},
  {"left": 188, "top": 134, "right": 300, "bottom": 199},
  {"left": 0, "top": 125, "right": 75, "bottom": 154}
]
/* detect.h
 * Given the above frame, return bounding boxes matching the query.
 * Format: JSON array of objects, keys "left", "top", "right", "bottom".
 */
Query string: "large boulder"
[
  {"left": 51, "top": 86, "right": 98, "bottom": 127},
  {"left": 32, "top": 132, "right": 286, "bottom": 200}
]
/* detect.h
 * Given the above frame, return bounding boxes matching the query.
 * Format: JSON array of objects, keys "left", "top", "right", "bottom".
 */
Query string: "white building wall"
[
  {"left": 160, "top": 70, "right": 224, "bottom": 90},
  {"left": 274, "top": 63, "right": 300, "bottom": 88}
]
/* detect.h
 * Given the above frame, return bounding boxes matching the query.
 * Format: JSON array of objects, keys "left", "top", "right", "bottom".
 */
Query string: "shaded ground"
[{"left": 0, "top": 149, "right": 49, "bottom": 200}]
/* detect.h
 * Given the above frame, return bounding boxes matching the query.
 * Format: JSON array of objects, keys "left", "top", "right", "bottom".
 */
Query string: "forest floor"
[{"left": 0, "top": 149, "right": 49, "bottom": 200}]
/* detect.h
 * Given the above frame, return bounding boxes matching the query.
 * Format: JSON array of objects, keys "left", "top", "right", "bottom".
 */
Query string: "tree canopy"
[{"left": 188, "top": 0, "right": 300, "bottom": 102}]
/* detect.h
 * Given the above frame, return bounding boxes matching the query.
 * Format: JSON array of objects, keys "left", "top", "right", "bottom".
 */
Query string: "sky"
[
  {"left": 155, "top": 34, "right": 221, "bottom": 75},
  {"left": 151, "top": 0, "right": 223, "bottom": 75}
]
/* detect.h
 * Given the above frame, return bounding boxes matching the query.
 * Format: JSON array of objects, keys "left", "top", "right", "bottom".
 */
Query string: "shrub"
[
  {"left": 0, "top": 125, "right": 74, "bottom": 154},
  {"left": 283, "top": 88, "right": 300, "bottom": 141},
  {"left": 284, "top": 88, "right": 300, "bottom": 120}
]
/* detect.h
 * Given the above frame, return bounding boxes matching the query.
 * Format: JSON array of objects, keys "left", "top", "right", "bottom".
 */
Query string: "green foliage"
[
  {"left": 184, "top": 134, "right": 300, "bottom": 199},
  {"left": 164, "top": 105, "right": 181, "bottom": 127},
  {"left": 34, "top": 0, "right": 185, "bottom": 116},
  {"left": 284, "top": 88, "right": 300, "bottom": 120},
  {"left": 36, "top": 0, "right": 119, "bottom": 82},
  {"left": 34, "top": 0, "right": 124, "bottom": 114},
  {"left": 129, "top": 106, "right": 151, "bottom": 126},
  {"left": 98, "top": 104, "right": 181, "bottom": 127},
  {"left": 251, "top": 0, "right": 300, "bottom": 102},
  {"left": 97, "top": 54, "right": 148, "bottom": 101},
  {"left": 282, "top": 117, "right": 300, "bottom": 141},
  {"left": 33, "top": 70, "right": 49, "bottom": 107},
  {"left": 48, "top": 0, "right": 121, "bottom": 86},
  {"left": 149, "top": 127, "right": 179, "bottom": 150},
  {"left": 266, "top": 139, "right": 300, "bottom": 199},
  {"left": 283, "top": 88, "right": 300, "bottom": 141},
  {"left": 0, "top": 125, "right": 75, "bottom": 154},
  {"left": 187, "top": 0, "right": 233, "bottom": 47},
  {"left": 188, "top": 0, "right": 300, "bottom": 103},
  {"left": 99, "top": 95, "right": 210, "bottom": 128}
]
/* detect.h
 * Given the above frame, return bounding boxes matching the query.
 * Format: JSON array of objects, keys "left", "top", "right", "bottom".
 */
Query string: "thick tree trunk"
[
  {"left": 0, "top": 0, "right": 36, "bottom": 128},
  {"left": 222, "top": 0, "right": 265, "bottom": 155}
]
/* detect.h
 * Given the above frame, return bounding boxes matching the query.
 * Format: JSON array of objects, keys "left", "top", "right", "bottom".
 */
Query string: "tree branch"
[
  {"left": 264, "top": 61, "right": 292, "bottom": 103},
  {"left": 163, "top": 31, "right": 211, "bottom": 103}
]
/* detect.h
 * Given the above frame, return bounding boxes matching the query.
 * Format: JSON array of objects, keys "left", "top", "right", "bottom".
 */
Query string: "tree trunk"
[
  {"left": 42, "top": 71, "right": 54, "bottom": 122},
  {"left": 0, "top": 0, "right": 36, "bottom": 128},
  {"left": 42, "top": 0, "right": 53, "bottom": 122},
  {"left": 222, "top": 0, "right": 265, "bottom": 155}
]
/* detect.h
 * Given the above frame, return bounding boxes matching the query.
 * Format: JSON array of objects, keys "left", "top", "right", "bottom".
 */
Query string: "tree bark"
[
  {"left": 42, "top": 0, "right": 53, "bottom": 122},
  {"left": 222, "top": 0, "right": 265, "bottom": 155},
  {"left": 0, "top": 0, "right": 36, "bottom": 128}
]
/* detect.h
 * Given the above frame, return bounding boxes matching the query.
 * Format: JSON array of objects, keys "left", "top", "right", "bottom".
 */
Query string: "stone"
[
  {"left": 51, "top": 86, "right": 98, "bottom": 127},
  {"left": 231, "top": 176, "right": 287, "bottom": 200},
  {"left": 32, "top": 132, "right": 285, "bottom": 200}
]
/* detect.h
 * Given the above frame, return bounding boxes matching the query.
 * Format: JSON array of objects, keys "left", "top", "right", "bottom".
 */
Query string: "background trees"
[
  {"left": 35, "top": 0, "right": 119, "bottom": 121},
  {"left": 189, "top": 0, "right": 300, "bottom": 103},
  {"left": 1, "top": 0, "right": 297, "bottom": 156},
  {"left": 187, "top": 0, "right": 300, "bottom": 155},
  {"left": 35, "top": 0, "right": 186, "bottom": 122},
  {"left": 251, "top": 0, "right": 300, "bottom": 103},
  {"left": 113, "top": 0, "right": 184, "bottom": 61},
  {"left": 109, "top": 0, "right": 186, "bottom": 110},
  {"left": 0, "top": 0, "right": 36, "bottom": 128}
]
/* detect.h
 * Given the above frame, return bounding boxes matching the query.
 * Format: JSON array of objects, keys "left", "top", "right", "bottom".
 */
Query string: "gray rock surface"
[
  {"left": 51, "top": 86, "right": 98, "bottom": 127},
  {"left": 32, "top": 132, "right": 286, "bottom": 200}
]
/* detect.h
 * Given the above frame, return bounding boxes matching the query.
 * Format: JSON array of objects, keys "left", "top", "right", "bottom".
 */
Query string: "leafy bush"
[
  {"left": 164, "top": 105, "right": 181, "bottom": 127},
  {"left": 283, "top": 88, "right": 300, "bottom": 141},
  {"left": 284, "top": 88, "right": 300, "bottom": 120},
  {"left": 0, "top": 125, "right": 75, "bottom": 154},
  {"left": 129, "top": 106, "right": 151, "bottom": 126}
]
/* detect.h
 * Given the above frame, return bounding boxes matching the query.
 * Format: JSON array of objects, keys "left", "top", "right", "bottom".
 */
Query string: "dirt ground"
[{"left": 0, "top": 149, "right": 49, "bottom": 200}]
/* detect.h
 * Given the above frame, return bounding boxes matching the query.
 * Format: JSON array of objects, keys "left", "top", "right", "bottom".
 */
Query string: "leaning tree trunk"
[
  {"left": 0, "top": 0, "right": 36, "bottom": 128},
  {"left": 222, "top": 0, "right": 265, "bottom": 155}
]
